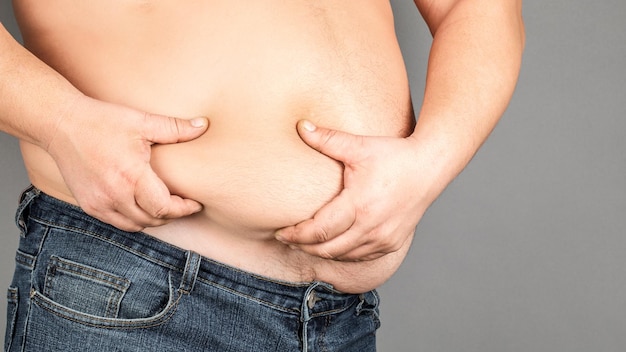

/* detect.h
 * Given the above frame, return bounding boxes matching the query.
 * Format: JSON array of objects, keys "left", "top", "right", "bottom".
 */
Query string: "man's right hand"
[{"left": 45, "top": 95, "right": 209, "bottom": 232}]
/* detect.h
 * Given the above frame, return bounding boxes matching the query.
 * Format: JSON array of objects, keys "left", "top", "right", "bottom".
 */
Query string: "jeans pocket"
[
  {"left": 42, "top": 256, "right": 131, "bottom": 319},
  {"left": 5, "top": 286, "right": 19, "bottom": 352},
  {"left": 31, "top": 255, "right": 181, "bottom": 329}
]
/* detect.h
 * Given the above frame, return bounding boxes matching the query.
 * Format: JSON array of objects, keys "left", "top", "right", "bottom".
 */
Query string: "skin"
[
  {"left": 1, "top": 0, "right": 524, "bottom": 292},
  {"left": 277, "top": 0, "right": 526, "bottom": 261},
  {"left": 0, "top": 23, "right": 209, "bottom": 231}
]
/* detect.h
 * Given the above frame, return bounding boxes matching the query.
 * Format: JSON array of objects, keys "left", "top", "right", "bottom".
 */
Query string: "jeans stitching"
[
  {"left": 30, "top": 217, "right": 180, "bottom": 272},
  {"left": 196, "top": 277, "right": 300, "bottom": 315},
  {"left": 49, "top": 256, "right": 131, "bottom": 291},
  {"left": 4, "top": 287, "right": 19, "bottom": 352},
  {"left": 29, "top": 287, "right": 182, "bottom": 330},
  {"left": 30, "top": 250, "right": 179, "bottom": 329}
]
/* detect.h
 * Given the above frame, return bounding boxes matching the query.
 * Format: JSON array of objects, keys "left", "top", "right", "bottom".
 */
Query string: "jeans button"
[{"left": 307, "top": 291, "right": 320, "bottom": 309}]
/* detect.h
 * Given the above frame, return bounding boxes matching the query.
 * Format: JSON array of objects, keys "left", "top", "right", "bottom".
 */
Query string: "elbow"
[{"left": 419, "top": 0, "right": 526, "bottom": 40}]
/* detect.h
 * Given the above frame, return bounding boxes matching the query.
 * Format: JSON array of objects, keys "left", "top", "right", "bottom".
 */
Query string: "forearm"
[
  {"left": 0, "top": 22, "right": 83, "bottom": 149},
  {"left": 410, "top": 0, "right": 525, "bottom": 196}
]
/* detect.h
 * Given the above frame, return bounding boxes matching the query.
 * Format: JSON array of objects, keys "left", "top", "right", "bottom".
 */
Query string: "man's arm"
[
  {"left": 0, "top": 23, "right": 208, "bottom": 231},
  {"left": 275, "top": 0, "right": 525, "bottom": 260}
]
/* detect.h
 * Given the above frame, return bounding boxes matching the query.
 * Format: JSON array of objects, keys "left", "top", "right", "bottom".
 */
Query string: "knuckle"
[
  {"left": 142, "top": 112, "right": 163, "bottom": 138},
  {"left": 380, "top": 235, "right": 403, "bottom": 253},
  {"left": 171, "top": 117, "right": 183, "bottom": 138},
  {"left": 80, "top": 205, "right": 99, "bottom": 219},
  {"left": 149, "top": 204, "right": 171, "bottom": 219},
  {"left": 316, "top": 248, "right": 336, "bottom": 260},
  {"left": 142, "top": 111, "right": 150, "bottom": 126},
  {"left": 318, "top": 130, "right": 338, "bottom": 149},
  {"left": 355, "top": 199, "right": 375, "bottom": 217},
  {"left": 116, "top": 168, "right": 139, "bottom": 187},
  {"left": 313, "top": 226, "right": 331, "bottom": 243},
  {"left": 373, "top": 234, "right": 394, "bottom": 252},
  {"left": 147, "top": 112, "right": 182, "bottom": 141},
  {"left": 377, "top": 234, "right": 395, "bottom": 249},
  {"left": 81, "top": 193, "right": 111, "bottom": 215}
]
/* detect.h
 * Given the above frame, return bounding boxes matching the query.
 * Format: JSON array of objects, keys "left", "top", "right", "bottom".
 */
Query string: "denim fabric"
[{"left": 4, "top": 186, "right": 380, "bottom": 352}]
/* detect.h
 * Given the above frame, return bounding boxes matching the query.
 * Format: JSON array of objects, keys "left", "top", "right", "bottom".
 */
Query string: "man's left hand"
[{"left": 275, "top": 120, "right": 440, "bottom": 261}]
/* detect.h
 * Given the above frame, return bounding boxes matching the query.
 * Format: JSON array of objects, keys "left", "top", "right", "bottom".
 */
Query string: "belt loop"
[
  {"left": 355, "top": 290, "right": 380, "bottom": 317},
  {"left": 179, "top": 251, "right": 201, "bottom": 294},
  {"left": 15, "top": 185, "right": 40, "bottom": 237}
]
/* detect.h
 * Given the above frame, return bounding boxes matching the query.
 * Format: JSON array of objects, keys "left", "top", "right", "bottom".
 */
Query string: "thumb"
[
  {"left": 143, "top": 114, "right": 209, "bottom": 144},
  {"left": 297, "top": 120, "right": 364, "bottom": 163}
]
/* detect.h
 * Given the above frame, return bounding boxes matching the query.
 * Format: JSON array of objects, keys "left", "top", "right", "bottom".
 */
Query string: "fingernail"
[
  {"left": 191, "top": 118, "right": 207, "bottom": 127},
  {"left": 276, "top": 234, "right": 294, "bottom": 246},
  {"left": 301, "top": 120, "right": 316, "bottom": 132}
]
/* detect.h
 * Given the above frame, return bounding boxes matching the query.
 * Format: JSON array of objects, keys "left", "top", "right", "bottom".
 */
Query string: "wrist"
[
  {"left": 407, "top": 122, "right": 474, "bottom": 199},
  {"left": 44, "top": 91, "right": 88, "bottom": 156}
]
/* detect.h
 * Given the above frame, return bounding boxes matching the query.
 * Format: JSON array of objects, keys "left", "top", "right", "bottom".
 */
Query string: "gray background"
[{"left": 1, "top": 1, "right": 625, "bottom": 351}]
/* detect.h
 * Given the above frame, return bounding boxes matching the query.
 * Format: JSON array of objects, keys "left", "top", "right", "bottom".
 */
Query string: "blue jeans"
[{"left": 4, "top": 186, "right": 380, "bottom": 351}]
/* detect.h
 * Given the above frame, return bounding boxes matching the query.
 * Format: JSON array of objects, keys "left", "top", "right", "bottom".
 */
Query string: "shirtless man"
[{"left": 1, "top": 0, "right": 524, "bottom": 351}]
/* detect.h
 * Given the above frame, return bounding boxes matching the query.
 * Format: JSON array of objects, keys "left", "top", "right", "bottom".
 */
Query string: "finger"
[
  {"left": 275, "top": 191, "right": 356, "bottom": 245},
  {"left": 295, "top": 231, "right": 398, "bottom": 262},
  {"left": 106, "top": 212, "right": 157, "bottom": 233},
  {"left": 86, "top": 205, "right": 158, "bottom": 233},
  {"left": 143, "top": 114, "right": 209, "bottom": 144},
  {"left": 77, "top": 190, "right": 159, "bottom": 231},
  {"left": 333, "top": 228, "right": 415, "bottom": 261},
  {"left": 294, "top": 228, "right": 378, "bottom": 261},
  {"left": 296, "top": 120, "right": 364, "bottom": 163},
  {"left": 293, "top": 223, "right": 414, "bottom": 262},
  {"left": 134, "top": 170, "right": 203, "bottom": 220},
  {"left": 333, "top": 244, "right": 390, "bottom": 262}
]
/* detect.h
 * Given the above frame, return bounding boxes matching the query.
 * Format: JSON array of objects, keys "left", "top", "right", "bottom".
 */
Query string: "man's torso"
[{"left": 15, "top": 0, "right": 414, "bottom": 293}]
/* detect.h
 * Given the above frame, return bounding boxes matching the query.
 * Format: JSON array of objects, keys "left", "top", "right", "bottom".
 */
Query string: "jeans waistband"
[{"left": 18, "top": 186, "right": 372, "bottom": 316}]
